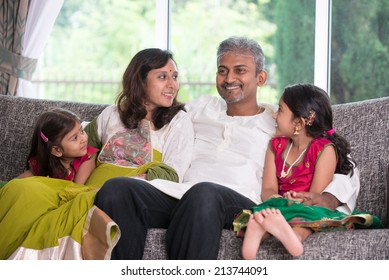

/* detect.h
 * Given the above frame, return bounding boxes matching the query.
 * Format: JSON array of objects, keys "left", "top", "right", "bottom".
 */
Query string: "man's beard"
[{"left": 219, "top": 84, "right": 245, "bottom": 104}]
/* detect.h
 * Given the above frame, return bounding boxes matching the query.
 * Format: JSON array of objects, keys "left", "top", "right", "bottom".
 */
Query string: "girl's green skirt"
[{"left": 233, "top": 197, "right": 383, "bottom": 237}]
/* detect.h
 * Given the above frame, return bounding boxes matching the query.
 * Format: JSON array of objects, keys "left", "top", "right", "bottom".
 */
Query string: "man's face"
[{"left": 216, "top": 52, "right": 261, "bottom": 104}]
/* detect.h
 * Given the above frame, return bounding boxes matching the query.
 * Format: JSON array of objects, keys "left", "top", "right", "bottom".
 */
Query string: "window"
[
  {"left": 330, "top": 0, "right": 389, "bottom": 103},
  {"left": 33, "top": 0, "right": 157, "bottom": 104},
  {"left": 32, "top": 0, "right": 388, "bottom": 104}
]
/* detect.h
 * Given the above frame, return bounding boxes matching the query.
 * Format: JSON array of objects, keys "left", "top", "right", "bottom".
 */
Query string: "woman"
[
  {"left": 0, "top": 48, "right": 194, "bottom": 260},
  {"left": 84, "top": 48, "right": 193, "bottom": 186}
]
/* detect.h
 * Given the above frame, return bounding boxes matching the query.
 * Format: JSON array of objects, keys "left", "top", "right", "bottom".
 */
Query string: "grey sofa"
[{"left": 0, "top": 94, "right": 388, "bottom": 259}]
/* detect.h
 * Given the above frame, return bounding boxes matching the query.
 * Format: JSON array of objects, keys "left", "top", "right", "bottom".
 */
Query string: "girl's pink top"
[{"left": 270, "top": 137, "right": 334, "bottom": 196}]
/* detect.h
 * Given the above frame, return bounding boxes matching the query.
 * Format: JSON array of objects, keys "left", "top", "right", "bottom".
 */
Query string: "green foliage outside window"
[{"left": 35, "top": 0, "right": 388, "bottom": 105}]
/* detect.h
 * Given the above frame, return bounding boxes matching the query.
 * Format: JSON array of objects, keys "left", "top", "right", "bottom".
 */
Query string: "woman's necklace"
[{"left": 280, "top": 142, "right": 308, "bottom": 178}]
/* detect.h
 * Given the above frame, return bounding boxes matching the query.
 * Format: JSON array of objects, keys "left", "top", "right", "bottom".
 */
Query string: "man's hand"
[{"left": 283, "top": 191, "right": 340, "bottom": 210}]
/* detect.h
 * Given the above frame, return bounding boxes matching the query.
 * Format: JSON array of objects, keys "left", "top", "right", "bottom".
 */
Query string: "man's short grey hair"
[{"left": 217, "top": 36, "right": 266, "bottom": 75}]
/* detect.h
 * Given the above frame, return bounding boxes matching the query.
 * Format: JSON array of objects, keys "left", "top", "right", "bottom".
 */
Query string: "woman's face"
[{"left": 144, "top": 58, "right": 179, "bottom": 112}]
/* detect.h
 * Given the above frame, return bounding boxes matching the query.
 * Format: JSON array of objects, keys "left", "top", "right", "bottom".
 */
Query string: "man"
[{"left": 94, "top": 36, "right": 359, "bottom": 259}]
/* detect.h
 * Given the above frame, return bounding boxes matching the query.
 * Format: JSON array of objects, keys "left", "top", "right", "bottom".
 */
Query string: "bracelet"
[{"left": 269, "top": 194, "right": 282, "bottom": 199}]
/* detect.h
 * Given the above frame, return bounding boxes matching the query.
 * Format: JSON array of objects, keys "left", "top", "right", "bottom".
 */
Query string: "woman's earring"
[{"left": 293, "top": 127, "right": 299, "bottom": 135}]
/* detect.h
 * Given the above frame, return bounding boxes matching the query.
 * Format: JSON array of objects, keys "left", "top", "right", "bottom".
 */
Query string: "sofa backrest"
[
  {"left": 332, "top": 97, "right": 388, "bottom": 225},
  {"left": 0, "top": 95, "right": 388, "bottom": 225}
]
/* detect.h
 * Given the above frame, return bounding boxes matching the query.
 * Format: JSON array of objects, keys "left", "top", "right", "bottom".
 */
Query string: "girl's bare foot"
[
  {"left": 257, "top": 208, "right": 304, "bottom": 257},
  {"left": 241, "top": 213, "right": 267, "bottom": 260}
]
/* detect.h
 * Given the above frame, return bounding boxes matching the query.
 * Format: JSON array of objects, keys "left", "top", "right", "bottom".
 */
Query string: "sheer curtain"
[{"left": 16, "top": 0, "right": 63, "bottom": 97}]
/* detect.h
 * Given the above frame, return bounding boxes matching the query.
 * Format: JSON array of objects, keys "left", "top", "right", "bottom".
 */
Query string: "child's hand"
[
  {"left": 283, "top": 191, "right": 304, "bottom": 203},
  {"left": 290, "top": 192, "right": 340, "bottom": 210}
]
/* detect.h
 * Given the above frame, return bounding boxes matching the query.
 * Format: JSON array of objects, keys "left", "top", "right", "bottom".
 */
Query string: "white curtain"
[{"left": 16, "top": 0, "right": 64, "bottom": 97}]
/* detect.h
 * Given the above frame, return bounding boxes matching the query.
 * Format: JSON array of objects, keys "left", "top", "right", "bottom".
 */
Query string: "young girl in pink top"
[
  {"left": 18, "top": 109, "right": 98, "bottom": 184},
  {"left": 237, "top": 83, "right": 381, "bottom": 259}
]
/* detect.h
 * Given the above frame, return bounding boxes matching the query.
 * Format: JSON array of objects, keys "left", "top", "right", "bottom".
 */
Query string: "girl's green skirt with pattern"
[{"left": 233, "top": 197, "right": 383, "bottom": 237}]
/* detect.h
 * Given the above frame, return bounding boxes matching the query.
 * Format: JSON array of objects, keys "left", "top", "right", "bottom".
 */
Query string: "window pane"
[
  {"left": 33, "top": 0, "right": 156, "bottom": 104},
  {"left": 330, "top": 0, "right": 389, "bottom": 104},
  {"left": 170, "top": 0, "right": 315, "bottom": 104}
]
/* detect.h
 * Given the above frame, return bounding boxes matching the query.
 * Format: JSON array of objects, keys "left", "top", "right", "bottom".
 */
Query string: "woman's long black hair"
[{"left": 282, "top": 83, "right": 356, "bottom": 176}]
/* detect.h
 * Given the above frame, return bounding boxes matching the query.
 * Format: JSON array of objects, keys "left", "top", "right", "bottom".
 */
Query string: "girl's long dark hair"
[
  {"left": 26, "top": 108, "right": 80, "bottom": 179},
  {"left": 282, "top": 83, "right": 356, "bottom": 176},
  {"left": 116, "top": 48, "right": 185, "bottom": 130}
]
